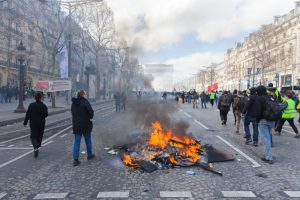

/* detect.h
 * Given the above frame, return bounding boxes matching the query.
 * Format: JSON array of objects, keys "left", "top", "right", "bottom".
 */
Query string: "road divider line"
[
  {"left": 0, "top": 192, "right": 7, "bottom": 199},
  {"left": 183, "top": 112, "right": 192, "bottom": 118},
  {"left": 160, "top": 191, "right": 192, "bottom": 198},
  {"left": 43, "top": 140, "right": 53, "bottom": 146},
  {"left": 60, "top": 134, "right": 68, "bottom": 138},
  {"left": 97, "top": 191, "right": 129, "bottom": 198},
  {"left": 0, "top": 126, "right": 71, "bottom": 169},
  {"left": 221, "top": 191, "right": 256, "bottom": 198},
  {"left": 194, "top": 119, "right": 209, "bottom": 130},
  {"left": 8, "top": 145, "right": 14, "bottom": 147},
  {"left": 216, "top": 136, "right": 261, "bottom": 168},
  {"left": 33, "top": 193, "right": 69, "bottom": 199},
  {"left": 284, "top": 191, "right": 300, "bottom": 197},
  {"left": 0, "top": 147, "right": 32, "bottom": 150}
]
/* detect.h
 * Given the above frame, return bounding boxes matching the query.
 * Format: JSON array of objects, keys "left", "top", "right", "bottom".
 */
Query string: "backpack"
[
  {"left": 239, "top": 96, "right": 249, "bottom": 112},
  {"left": 220, "top": 95, "right": 230, "bottom": 109},
  {"left": 232, "top": 97, "right": 240, "bottom": 111},
  {"left": 263, "top": 97, "right": 285, "bottom": 121}
]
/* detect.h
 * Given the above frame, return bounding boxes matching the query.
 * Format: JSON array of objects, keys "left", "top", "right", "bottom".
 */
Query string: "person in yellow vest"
[
  {"left": 297, "top": 94, "right": 300, "bottom": 123},
  {"left": 209, "top": 91, "right": 216, "bottom": 108},
  {"left": 276, "top": 91, "right": 299, "bottom": 138}
]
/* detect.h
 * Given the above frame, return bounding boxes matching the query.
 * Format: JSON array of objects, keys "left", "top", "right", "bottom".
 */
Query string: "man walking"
[
  {"left": 71, "top": 90, "right": 95, "bottom": 166},
  {"left": 209, "top": 91, "right": 216, "bottom": 107},
  {"left": 243, "top": 87, "right": 259, "bottom": 146},
  {"left": 232, "top": 91, "right": 243, "bottom": 134},
  {"left": 218, "top": 91, "right": 230, "bottom": 125},
  {"left": 192, "top": 90, "right": 199, "bottom": 109},
  {"left": 256, "top": 86, "right": 275, "bottom": 164},
  {"left": 121, "top": 92, "right": 127, "bottom": 111},
  {"left": 114, "top": 92, "right": 121, "bottom": 112},
  {"left": 23, "top": 92, "right": 48, "bottom": 157},
  {"left": 200, "top": 91, "right": 207, "bottom": 109}
]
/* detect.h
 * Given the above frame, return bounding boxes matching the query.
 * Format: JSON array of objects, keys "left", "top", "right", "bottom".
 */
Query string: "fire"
[
  {"left": 122, "top": 121, "right": 203, "bottom": 169},
  {"left": 123, "top": 153, "right": 138, "bottom": 169},
  {"left": 149, "top": 121, "right": 202, "bottom": 163}
]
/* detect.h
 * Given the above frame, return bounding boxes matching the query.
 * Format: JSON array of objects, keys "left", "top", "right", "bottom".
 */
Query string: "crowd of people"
[{"left": 177, "top": 83, "right": 300, "bottom": 164}]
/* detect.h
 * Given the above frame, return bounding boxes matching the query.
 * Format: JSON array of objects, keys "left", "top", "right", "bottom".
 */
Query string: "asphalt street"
[{"left": 0, "top": 98, "right": 299, "bottom": 200}]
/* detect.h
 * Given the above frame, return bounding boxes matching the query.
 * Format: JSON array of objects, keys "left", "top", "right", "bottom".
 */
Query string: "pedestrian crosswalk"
[{"left": 1, "top": 190, "right": 300, "bottom": 199}]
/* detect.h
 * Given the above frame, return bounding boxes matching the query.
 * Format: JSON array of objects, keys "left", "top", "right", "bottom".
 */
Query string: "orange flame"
[
  {"left": 148, "top": 121, "right": 202, "bottom": 163},
  {"left": 123, "top": 153, "right": 138, "bottom": 169}
]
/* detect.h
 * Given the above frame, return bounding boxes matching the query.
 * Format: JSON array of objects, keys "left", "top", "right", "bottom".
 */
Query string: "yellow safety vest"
[{"left": 282, "top": 99, "right": 297, "bottom": 119}]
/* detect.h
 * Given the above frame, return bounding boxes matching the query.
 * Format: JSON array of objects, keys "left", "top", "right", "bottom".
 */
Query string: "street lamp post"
[{"left": 14, "top": 41, "right": 27, "bottom": 113}]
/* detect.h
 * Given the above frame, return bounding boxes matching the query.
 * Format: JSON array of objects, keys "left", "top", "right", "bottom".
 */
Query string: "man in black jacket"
[
  {"left": 24, "top": 92, "right": 48, "bottom": 157},
  {"left": 218, "top": 91, "right": 231, "bottom": 125},
  {"left": 243, "top": 87, "right": 259, "bottom": 146},
  {"left": 71, "top": 90, "right": 95, "bottom": 166}
]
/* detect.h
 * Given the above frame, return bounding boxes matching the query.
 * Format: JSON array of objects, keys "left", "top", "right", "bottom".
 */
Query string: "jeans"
[
  {"left": 259, "top": 119, "right": 275, "bottom": 160},
  {"left": 244, "top": 116, "right": 259, "bottom": 142},
  {"left": 73, "top": 133, "right": 93, "bottom": 160},
  {"left": 201, "top": 100, "right": 207, "bottom": 108}
]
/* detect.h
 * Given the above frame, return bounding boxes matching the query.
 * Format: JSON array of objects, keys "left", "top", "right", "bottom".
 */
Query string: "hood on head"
[{"left": 72, "top": 97, "right": 84, "bottom": 105}]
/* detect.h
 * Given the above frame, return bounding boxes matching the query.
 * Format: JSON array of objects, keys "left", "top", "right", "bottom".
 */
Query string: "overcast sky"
[{"left": 106, "top": 0, "right": 295, "bottom": 83}]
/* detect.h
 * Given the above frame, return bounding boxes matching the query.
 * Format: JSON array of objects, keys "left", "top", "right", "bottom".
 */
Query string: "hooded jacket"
[{"left": 71, "top": 97, "right": 94, "bottom": 134}]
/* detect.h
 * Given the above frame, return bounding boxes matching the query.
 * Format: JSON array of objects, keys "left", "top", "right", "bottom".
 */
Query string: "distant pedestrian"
[
  {"left": 218, "top": 91, "right": 230, "bottom": 125},
  {"left": 192, "top": 90, "right": 199, "bottom": 109},
  {"left": 162, "top": 92, "right": 167, "bottom": 101},
  {"left": 71, "top": 90, "right": 95, "bottom": 166},
  {"left": 200, "top": 91, "right": 207, "bottom": 109},
  {"left": 23, "top": 92, "right": 48, "bottom": 158},
  {"left": 114, "top": 91, "right": 121, "bottom": 112},
  {"left": 121, "top": 92, "right": 127, "bottom": 110},
  {"left": 209, "top": 91, "right": 216, "bottom": 107}
]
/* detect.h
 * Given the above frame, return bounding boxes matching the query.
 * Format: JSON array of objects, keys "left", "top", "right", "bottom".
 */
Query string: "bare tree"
[
  {"left": 29, "top": 0, "right": 67, "bottom": 75},
  {"left": 251, "top": 25, "right": 276, "bottom": 85},
  {"left": 76, "top": 1, "right": 115, "bottom": 97}
]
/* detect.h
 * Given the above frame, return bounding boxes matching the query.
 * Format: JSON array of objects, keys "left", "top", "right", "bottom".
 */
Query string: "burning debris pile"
[{"left": 114, "top": 121, "right": 235, "bottom": 176}]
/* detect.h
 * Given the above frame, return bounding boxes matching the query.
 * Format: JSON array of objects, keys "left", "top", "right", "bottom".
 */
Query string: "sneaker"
[
  {"left": 73, "top": 160, "right": 81, "bottom": 166},
  {"left": 34, "top": 149, "right": 39, "bottom": 158},
  {"left": 245, "top": 139, "right": 252, "bottom": 145},
  {"left": 275, "top": 131, "right": 281, "bottom": 136},
  {"left": 87, "top": 154, "right": 95, "bottom": 160},
  {"left": 243, "top": 134, "right": 246, "bottom": 138},
  {"left": 295, "top": 134, "right": 300, "bottom": 139},
  {"left": 235, "top": 131, "right": 240, "bottom": 134},
  {"left": 261, "top": 157, "right": 273, "bottom": 164},
  {"left": 253, "top": 142, "right": 258, "bottom": 147}
]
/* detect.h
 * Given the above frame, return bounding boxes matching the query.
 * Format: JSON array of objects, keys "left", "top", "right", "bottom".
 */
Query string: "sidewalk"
[
  {"left": 0, "top": 96, "right": 112, "bottom": 126},
  {"left": 0, "top": 96, "right": 70, "bottom": 126}
]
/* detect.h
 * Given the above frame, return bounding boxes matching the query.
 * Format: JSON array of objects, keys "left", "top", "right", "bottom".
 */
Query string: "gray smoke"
[{"left": 129, "top": 99, "right": 190, "bottom": 138}]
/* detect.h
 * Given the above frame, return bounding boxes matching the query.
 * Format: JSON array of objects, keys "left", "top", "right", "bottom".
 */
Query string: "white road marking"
[
  {"left": 221, "top": 191, "right": 256, "bottom": 198},
  {"left": 183, "top": 112, "right": 192, "bottom": 118},
  {"left": 60, "top": 134, "right": 67, "bottom": 138},
  {"left": 0, "top": 192, "right": 7, "bottom": 199},
  {"left": 0, "top": 147, "right": 32, "bottom": 150},
  {"left": 284, "top": 191, "right": 300, "bottom": 197},
  {"left": 0, "top": 124, "right": 70, "bottom": 145},
  {"left": 160, "top": 191, "right": 192, "bottom": 198},
  {"left": 97, "top": 191, "right": 129, "bottom": 198},
  {"left": 0, "top": 128, "right": 28, "bottom": 136},
  {"left": 194, "top": 119, "right": 209, "bottom": 130},
  {"left": 33, "top": 192, "right": 69, "bottom": 199},
  {"left": 0, "top": 126, "right": 71, "bottom": 169},
  {"left": 43, "top": 140, "right": 53, "bottom": 146},
  {"left": 216, "top": 136, "right": 261, "bottom": 168},
  {"left": 8, "top": 145, "right": 14, "bottom": 147}
]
